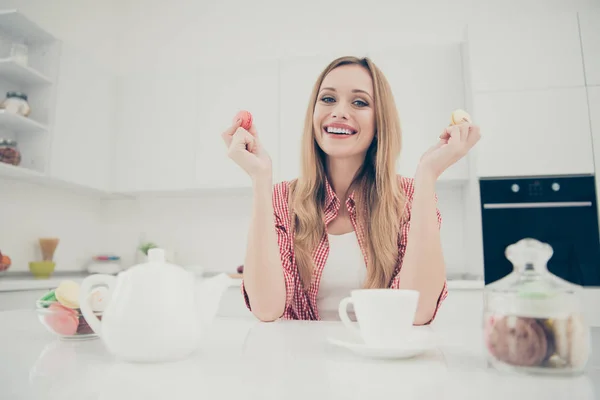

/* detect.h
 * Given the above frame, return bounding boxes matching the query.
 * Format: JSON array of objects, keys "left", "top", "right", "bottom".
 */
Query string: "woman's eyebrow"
[{"left": 319, "top": 87, "right": 373, "bottom": 100}]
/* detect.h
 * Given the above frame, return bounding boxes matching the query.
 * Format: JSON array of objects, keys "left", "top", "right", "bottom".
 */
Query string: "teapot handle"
[{"left": 79, "top": 274, "right": 116, "bottom": 337}]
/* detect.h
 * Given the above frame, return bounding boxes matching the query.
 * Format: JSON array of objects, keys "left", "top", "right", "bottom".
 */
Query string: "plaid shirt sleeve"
[
  {"left": 241, "top": 182, "right": 296, "bottom": 315},
  {"left": 390, "top": 177, "right": 448, "bottom": 324}
]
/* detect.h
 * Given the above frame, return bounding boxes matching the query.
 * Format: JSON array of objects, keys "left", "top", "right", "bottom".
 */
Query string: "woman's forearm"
[
  {"left": 397, "top": 170, "right": 446, "bottom": 324},
  {"left": 243, "top": 175, "right": 287, "bottom": 321}
]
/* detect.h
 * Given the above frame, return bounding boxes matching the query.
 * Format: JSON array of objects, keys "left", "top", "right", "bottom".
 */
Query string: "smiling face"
[{"left": 312, "top": 64, "right": 376, "bottom": 161}]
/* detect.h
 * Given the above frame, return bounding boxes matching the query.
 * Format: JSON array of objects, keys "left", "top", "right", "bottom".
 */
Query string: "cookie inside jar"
[
  {"left": 485, "top": 313, "right": 589, "bottom": 371},
  {"left": 483, "top": 238, "right": 591, "bottom": 375}
]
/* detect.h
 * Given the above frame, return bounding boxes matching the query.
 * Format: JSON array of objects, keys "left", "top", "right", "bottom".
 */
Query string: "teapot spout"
[{"left": 196, "top": 273, "right": 233, "bottom": 327}]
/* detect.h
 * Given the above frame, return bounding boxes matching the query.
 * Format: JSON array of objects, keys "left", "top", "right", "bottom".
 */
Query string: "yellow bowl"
[{"left": 29, "top": 261, "right": 56, "bottom": 279}]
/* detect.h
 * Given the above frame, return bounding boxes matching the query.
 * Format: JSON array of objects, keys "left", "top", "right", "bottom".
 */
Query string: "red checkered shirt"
[{"left": 242, "top": 175, "right": 448, "bottom": 322}]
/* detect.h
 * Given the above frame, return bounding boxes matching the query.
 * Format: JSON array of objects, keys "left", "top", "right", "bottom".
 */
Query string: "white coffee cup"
[{"left": 338, "top": 289, "right": 420, "bottom": 347}]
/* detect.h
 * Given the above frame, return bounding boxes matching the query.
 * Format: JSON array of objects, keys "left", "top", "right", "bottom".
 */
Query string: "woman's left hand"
[{"left": 417, "top": 121, "right": 481, "bottom": 180}]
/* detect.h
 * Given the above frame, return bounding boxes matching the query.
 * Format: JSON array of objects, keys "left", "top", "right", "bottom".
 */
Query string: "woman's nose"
[{"left": 331, "top": 102, "right": 350, "bottom": 119}]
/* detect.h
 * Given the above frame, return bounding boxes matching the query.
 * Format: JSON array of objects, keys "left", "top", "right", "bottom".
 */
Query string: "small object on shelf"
[
  {"left": 233, "top": 110, "right": 253, "bottom": 131},
  {"left": 29, "top": 238, "right": 60, "bottom": 279},
  {"left": 10, "top": 40, "right": 28, "bottom": 66},
  {"left": 0, "top": 138, "right": 21, "bottom": 166},
  {"left": 0, "top": 249, "right": 11, "bottom": 275},
  {"left": 0, "top": 91, "right": 30, "bottom": 117},
  {"left": 39, "top": 237, "right": 59, "bottom": 261},
  {"left": 138, "top": 242, "right": 158, "bottom": 256},
  {"left": 28, "top": 261, "right": 55, "bottom": 279},
  {"left": 450, "top": 109, "right": 471, "bottom": 125},
  {"left": 483, "top": 238, "right": 591, "bottom": 375},
  {"left": 87, "top": 254, "right": 122, "bottom": 274},
  {"left": 236, "top": 265, "right": 243, "bottom": 274}
]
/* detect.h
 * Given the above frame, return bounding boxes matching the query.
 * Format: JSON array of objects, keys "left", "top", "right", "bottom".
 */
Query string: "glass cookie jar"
[{"left": 483, "top": 238, "right": 591, "bottom": 375}]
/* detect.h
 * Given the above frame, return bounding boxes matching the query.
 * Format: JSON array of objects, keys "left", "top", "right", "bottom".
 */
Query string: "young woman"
[{"left": 221, "top": 56, "right": 480, "bottom": 324}]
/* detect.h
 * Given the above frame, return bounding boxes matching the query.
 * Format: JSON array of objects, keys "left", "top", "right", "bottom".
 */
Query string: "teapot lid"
[
  {"left": 128, "top": 248, "right": 183, "bottom": 273},
  {"left": 147, "top": 248, "right": 167, "bottom": 264}
]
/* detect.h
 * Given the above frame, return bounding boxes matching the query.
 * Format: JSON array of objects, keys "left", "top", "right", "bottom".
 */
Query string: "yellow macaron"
[
  {"left": 55, "top": 280, "right": 81, "bottom": 309},
  {"left": 451, "top": 109, "right": 472, "bottom": 125}
]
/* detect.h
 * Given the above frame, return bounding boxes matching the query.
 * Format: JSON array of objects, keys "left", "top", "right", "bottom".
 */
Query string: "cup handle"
[
  {"left": 79, "top": 274, "right": 116, "bottom": 337},
  {"left": 338, "top": 297, "right": 360, "bottom": 336}
]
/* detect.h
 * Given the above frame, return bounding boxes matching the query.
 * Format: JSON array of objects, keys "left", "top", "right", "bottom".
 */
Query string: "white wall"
[{"left": 0, "top": 179, "right": 106, "bottom": 272}]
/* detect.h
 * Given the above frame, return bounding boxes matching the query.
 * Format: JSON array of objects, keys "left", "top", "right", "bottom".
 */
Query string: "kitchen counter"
[
  {"left": 0, "top": 308, "right": 598, "bottom": 399},
  {"left": 0, "top": 270, "right": 485, "bottom": 292}
]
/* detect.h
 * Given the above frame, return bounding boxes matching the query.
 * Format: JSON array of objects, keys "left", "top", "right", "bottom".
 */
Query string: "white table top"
[{"left": 0, "top": 309, "right": 598, "bottom": 400}]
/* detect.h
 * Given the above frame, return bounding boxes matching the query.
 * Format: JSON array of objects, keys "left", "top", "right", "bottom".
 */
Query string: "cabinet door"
[
  {"left": 50, "top": 43, "right": 115, "bottom": 191},
  {"left": 279, "top": 54, "right": 338, "bottom": 182},
  {"left": 475, "top": 87, "right": 594, "bottom": 177},
  {"left": 369, "top": 44, "right": 468, "bottom": 180},
  {"left": 467, "top": 13, "right": 585, "bottom": 92},
  {"left": 114, "top": 67, "right": 197, "bottom": 192},
  {"left": 579, "top": 10, "right": 600, "bottom": 86},
  {"left": 195, "top": 60, "right": 279, "bottom": 188}
]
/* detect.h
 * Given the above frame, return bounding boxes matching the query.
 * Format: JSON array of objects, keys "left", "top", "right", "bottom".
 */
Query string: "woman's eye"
[
  {"left": 321, "top": 96, "right": 335, "bottom": 103},
  {"left": 353, "top": 99, "right": 368, "bottom": 107}
]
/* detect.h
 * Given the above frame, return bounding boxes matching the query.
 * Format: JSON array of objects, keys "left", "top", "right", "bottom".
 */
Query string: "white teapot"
[{"left": 79, "top": 248, "right": 232, "bottom": 363}]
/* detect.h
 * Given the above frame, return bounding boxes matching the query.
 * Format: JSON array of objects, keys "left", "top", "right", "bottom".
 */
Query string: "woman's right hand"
[{"left": 221, "top": 118, "right": 272, "bottom": 179}]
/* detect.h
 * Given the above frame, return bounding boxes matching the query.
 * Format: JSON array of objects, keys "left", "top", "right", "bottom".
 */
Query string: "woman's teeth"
[{"left": 326, "top": 127, "right": 356, "bottom": 135}]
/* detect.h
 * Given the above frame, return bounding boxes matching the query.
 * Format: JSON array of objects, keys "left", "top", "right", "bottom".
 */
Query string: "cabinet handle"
[{"left": 483, "top": 201, "right": 592, "bottom": 209}]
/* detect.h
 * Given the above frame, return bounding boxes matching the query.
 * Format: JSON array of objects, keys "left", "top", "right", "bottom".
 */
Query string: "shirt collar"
[{"left": 323, "top": 175, "right": 356, "bottom": 211}]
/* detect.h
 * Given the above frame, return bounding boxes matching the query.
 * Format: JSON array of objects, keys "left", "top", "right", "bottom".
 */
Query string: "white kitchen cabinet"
[
  {"left": 114, "top": 66, "right": 197, "bottom": 192},
  {"left": 369, "top": 44, "right": 468, "bottom": 181},
  {"left": 467, "top": 13, "right": 585, "bottom": 92},
  {"left": 50, "top": 43, "right": 115, "bottom": 192},
  {"left": 195, "top": 59, "right": 279, "bottom": 188},
  {"left": 278, "top": 54, "right": 338, "bottom": 182},
  {"left": 279, "top": 47, "right": 468, "bottom": 182},
  {"left": 474, "top": 87, "right": 594, "bottom": 177},
  {"left": 579, "top": 10, "right": 600, "bottom": 86}
]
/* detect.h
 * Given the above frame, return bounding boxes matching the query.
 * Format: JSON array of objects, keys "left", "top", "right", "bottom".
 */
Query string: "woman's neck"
[{"left": 325, "top": 156, "right": 364, "bottom": 201}]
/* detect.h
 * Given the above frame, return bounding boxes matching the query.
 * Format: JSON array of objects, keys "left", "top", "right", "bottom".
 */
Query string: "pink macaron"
[
  {"left": 234, "top": 110, "right": 253, "bottom": 131},
  {"left": 45, "top": 302, "right": 79, "bottom": 336}
]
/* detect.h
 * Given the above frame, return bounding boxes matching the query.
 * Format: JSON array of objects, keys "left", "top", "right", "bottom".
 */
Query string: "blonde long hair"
[{"left": 290, "top": 56, "right": 405, "bottom": 290}]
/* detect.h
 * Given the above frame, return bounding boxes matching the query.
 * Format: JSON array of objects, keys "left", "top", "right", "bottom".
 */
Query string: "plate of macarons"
[{"left": 35, "top": 280, "right": 108, "bottom": 340}]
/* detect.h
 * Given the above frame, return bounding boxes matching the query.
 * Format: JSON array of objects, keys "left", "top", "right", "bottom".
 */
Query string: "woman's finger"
[
  {"left": 459, "top": 122, "right": 470, "bottom": 142},
  {"left": 466, "top": 124, "right": 482, "bottom": 147},
  {"left": 221, "top": 119, "right": 243, "bottom": 147}
]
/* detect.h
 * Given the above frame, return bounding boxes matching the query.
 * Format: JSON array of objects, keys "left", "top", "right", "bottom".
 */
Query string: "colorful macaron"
[
  {"left": 233, "top": 110, "right": 253, "bottom": 131},
  {"left": 450, "top": 109, "right": 472, "bottom": 125},
  {"left": 45, "top": 303, "right": 79, "bottom": 336},
  {"left": 55, "top": 280, "right": 80, "bottom": 309}
]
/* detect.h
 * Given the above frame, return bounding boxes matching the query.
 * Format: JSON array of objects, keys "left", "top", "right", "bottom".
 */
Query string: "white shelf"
[
  {"left": 0, "top": 110, "right": 46, "bottom": 134},
  {"left": 0, "top": 161, "right": 43, "bottom": 179},
  {"left": 0, "top": 58, "right": 51, "bottom": 85},
  {"left": 0, "top": 10, "right": 55, "bottom": 44},
  {"left": 0, "top": 162, "right": 130, "bottom": 199}
]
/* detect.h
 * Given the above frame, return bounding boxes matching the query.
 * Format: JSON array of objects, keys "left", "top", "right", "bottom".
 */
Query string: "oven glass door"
[{"left": 481, "top": 201, "right": 600, "bottom": 286}]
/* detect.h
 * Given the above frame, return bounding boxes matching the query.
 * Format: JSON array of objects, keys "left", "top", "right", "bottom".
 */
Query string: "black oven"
[{"left": 480, "top": 176, "right": 600, "bottom": 287}]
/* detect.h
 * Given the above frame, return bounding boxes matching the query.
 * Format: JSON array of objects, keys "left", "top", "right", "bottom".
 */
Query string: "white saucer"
[{"left": 327, "top": 333, "right": 436, "bottom": 360}]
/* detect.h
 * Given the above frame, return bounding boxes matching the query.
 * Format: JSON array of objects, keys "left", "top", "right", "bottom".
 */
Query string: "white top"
[{"left": 316, "top": 231, "right": 366, "bottom": 320}]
